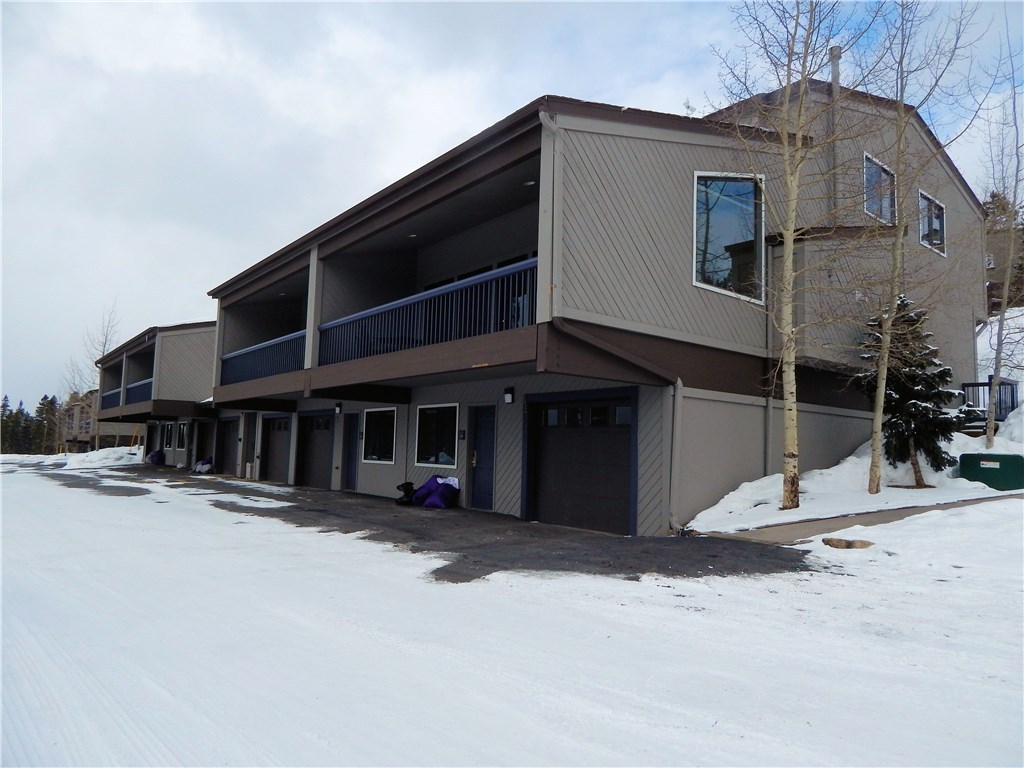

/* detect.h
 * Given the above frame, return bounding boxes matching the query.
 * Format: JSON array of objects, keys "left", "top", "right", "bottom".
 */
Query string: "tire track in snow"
[{"left": 2, "top": 612, "right": 187, "bottom": 766}]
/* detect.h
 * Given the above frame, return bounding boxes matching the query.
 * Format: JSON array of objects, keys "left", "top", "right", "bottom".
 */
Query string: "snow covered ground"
[
  {"left": 2, "top": 440, "right": 1022, "bottom": 766},
  {"left": 691, "top": 407, "right": 1024, "bottom": 533}
]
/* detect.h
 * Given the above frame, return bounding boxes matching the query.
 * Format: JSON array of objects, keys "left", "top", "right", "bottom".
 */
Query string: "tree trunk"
[{"left": 908, "top": 436, "right": 925, "bottom": 487}]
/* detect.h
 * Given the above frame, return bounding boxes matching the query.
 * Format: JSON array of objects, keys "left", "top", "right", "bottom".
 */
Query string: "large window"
[
  {"left": 362, "top": 408, "right": 396, "bottom": 463},
  {"left": 694, "top": 174, "right": 763, "bottom": 301},
  {"left": 919, "top": 191, "right": 946, "bottom": 254},
  {"left": 864, "top": 154, "right": 896, "bottom": 224},
  {"left": 416, "top": 404, "right": 458, "bottom": 468}
]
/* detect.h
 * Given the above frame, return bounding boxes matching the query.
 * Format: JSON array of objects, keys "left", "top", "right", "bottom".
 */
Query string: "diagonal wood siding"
[
  {"left": 155, "top": 328, "right": 216, "bottom": 402},
  {"left": 559, "top": 129, "right": 767, "bottom": 351}
]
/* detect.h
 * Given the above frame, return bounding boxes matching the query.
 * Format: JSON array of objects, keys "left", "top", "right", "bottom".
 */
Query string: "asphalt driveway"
[{"left": 46, "top": 464, "right": 814, "bottom": 583}]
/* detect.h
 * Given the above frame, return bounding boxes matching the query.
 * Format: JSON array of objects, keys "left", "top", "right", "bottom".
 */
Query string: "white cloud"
[{"left": 42, "top": 3, "right": 239, "bottom": 76}]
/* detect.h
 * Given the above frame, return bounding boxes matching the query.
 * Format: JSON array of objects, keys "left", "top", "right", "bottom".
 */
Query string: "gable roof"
[{"left": 707, "top": 78, "right": 981, "bottom": 211}]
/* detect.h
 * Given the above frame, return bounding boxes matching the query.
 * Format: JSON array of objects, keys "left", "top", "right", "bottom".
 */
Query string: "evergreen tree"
[
  {"left": 0, "top": 396, "right": 11, "bottom": 453},
  {"left": 6, "top": 401, "right": 35, "bottom": 454},
  {"left": 32, "top": 395, "right": 61, "bottom": 455},
  {"left": 854, "top": 295, "right": 964, "bottom": 487}
]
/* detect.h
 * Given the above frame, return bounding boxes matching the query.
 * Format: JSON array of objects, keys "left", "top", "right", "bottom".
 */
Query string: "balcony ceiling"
[
  {"left": 338, "top": 154, "right": 541, "bottom": 257},
  {"left": 239, "top": 268, "right": 310, "bottom": 305}
]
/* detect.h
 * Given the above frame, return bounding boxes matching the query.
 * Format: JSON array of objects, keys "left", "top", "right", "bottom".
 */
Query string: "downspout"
[
  {"left": 550, "top": 318, "right": 686, "bottom": 530},
  {"left": 764, "top": 242, "right": 775, "bottom": 477},
  {"left": 829, "top": 45, "right": 842, "bottom": 227},
  {"left": 537, "top": 110, "right": 561, "bottom": 324}
]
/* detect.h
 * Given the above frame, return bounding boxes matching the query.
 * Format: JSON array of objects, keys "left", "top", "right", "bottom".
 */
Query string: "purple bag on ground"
[
  {"left": 411, "top": 476, "right": 442, "bottom": 506},
  {"left": 422, "top": 482, "right": 460, "bottom": 509}
]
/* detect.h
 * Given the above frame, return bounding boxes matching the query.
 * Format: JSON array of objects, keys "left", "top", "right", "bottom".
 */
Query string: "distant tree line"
[{"left": 1, "top": 395, "right": 62, "bottom": 455}]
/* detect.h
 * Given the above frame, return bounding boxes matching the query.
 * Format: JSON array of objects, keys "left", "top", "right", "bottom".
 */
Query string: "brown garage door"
[
  {"left": 297, "top": 414, "right": 334, "bottom": 489},
  {"left": 217, "top": 418, "right": 240, "bottom": 476},
  {"left": 261, "top": 416, "right": 291, "bottom": 484},
  {"left": 530, "top": 398, "right": 633, "bottom": 535}
]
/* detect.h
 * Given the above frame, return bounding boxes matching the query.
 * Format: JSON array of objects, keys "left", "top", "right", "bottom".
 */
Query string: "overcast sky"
[{"left": 2, "top": 2, "right": 1020, "bottom": 409}]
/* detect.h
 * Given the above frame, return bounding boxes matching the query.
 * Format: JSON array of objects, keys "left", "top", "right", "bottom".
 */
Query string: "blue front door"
[{"left": 470, "top": 406, "right": 496, "bottom": 510}]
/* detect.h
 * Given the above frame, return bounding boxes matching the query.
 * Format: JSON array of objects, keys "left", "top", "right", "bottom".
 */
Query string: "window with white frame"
[
  {"left": 693, "top": 173, "right": 764, "bottom": 301},
  {"left": 362, "top": 408, "right": 396, "bottom": 463},
  {"left": 415, "top": 404, "right": 458, "bottom": 468},
  {"left": 177, "top": 422, "right": 188, "bottom": 450},
  {"left": 864, "top": 154, "right": 896, "bottom": 224},
  {"left": 163, "top": 423, "right": 173, "bottom": 449},
  {"left": 919, "top": 191, "right": 945, "bottom": 254}
]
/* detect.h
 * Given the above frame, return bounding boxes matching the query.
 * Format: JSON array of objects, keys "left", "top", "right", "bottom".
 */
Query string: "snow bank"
[
  {"left": 62, "top": 446, "right": 144, "bottom": 470},
  {"left": 692, "top": 414, "right": 1023, "bottom": 533},
  {"left": 998, "top": 404, "right": 1024, "bottom": 443},
  {"left": 0, "top": 453, "right": 69, "bottom": 467}
]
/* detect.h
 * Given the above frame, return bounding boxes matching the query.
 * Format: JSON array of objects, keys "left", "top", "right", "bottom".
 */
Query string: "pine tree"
[
  {"left": 7, "top": 401, "right": 35, "bottom": 454},
  {"left": 854, "top": 295, "right": 964, "bottom": 487},
  {"left": 32, "top": 395, "right": 61, "bottom": 455},
  {"left": 0, "top": 395, "right": 11, "bottom": 453}
]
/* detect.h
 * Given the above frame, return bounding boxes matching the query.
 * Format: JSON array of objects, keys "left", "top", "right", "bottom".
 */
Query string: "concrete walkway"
[{"left": 711, "top": 492, "right": 1024, "bottom": 545}]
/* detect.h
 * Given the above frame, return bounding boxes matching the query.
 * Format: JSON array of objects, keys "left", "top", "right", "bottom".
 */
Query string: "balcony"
[
  {"left": 962, "top": 377, "right": 1019, "bottom": 422},
  {"left": 221, "top": 330, "right": 305, "bottom": 385},
  {"left": 100, "top": 388, "right": 121, "bottom": 410},
  {"left": 124, "top": 378, "right": 154, "bottom": 405},
  {"left": 319, "top": 259, "right": 537, "bottom": 366}
]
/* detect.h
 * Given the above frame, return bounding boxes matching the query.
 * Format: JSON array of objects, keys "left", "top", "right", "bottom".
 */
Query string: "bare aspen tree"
[
  {"left": 983, "top": 7, "right": 1023, "bottom": 447},
  {"left": 62, "top": 304, "right": 121, "bottom": 450},
  {"left": 864, "top": 1, "right": 982, "bottom": 493},
  {"left": 713, "top": 0, "right": 880, "bottom": 509}
]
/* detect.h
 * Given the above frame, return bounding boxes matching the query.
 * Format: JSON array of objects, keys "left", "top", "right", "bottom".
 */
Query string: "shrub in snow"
[{"left": 855, "top": 295, "right": 965, "bottom": 487}]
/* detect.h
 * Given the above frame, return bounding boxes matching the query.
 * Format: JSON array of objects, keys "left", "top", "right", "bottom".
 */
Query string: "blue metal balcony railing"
[
  {"left": 100, "top": 388, "right": 121, "bottom": 410},
  {"left": 124, "top": 378, "right": 154, "bottom": 405},
  {"left": 962, "top": 377, "right": 1019, "bottom": 422},
  {"left": 319, "top": 259, "right": 537, "bottom": 366},
  {"left": 221, "top": 330, "right": 305, "bottom": 385}
]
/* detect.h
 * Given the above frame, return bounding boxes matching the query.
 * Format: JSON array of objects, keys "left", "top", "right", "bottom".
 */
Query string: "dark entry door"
[
  {"left": 343, "top": 413, "right": 359, "bottom": 491},
  {"left": 217, "top": 418, "right": 240, "bottom": 475},
  {"left": 469, "top": 406, "right": 496, "bottom": 510},
  {"left": 261, "top": 416, "right": 291, "bottom": 484},
  {"left": 297, "top": 414, "right": 334, "bottom": 489},
  {"left": 530, "top": 398, "right": 633, "bottom": 535}
]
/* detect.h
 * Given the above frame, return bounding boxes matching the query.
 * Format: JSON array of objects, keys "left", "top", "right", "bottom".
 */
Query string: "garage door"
[
  {"left": 217, "top": 419, "right": 240, "bottom": 476},
  {"left": 297, "top": 414, "right": 334, "bottom": 489},
  {"left": 530, "top": 398, "right": 633, "bottom": 535},
  {"left": 261, "top": 416, "right": 291, "bottom": 484}
]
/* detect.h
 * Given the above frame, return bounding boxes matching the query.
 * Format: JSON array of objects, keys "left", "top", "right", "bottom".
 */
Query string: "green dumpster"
[{"left": 959, "top": 453, "right": 1024, "bottom": 491}]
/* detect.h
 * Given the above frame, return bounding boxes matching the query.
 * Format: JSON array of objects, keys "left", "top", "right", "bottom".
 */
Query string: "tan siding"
[
  {"left": 558, "top": 128, "right": 767, "bottom": 351},
  {"left": 636, "top": 385, "right": 668, "bottom": 535},
  {"left": 675, "top": 393, "right": 767, "bottom": 526},
  {"left": 155, "top": 329, "right": 215, "bottom": 402}
]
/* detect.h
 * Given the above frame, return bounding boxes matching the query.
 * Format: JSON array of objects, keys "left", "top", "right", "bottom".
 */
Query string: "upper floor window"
[
  {"left": 693, "top": 174, "right": 764, "bottom": 302},
  {"left": 416, "top": 404, "right": 458, "bottom": 468},
  {"left": 919, "top": 191, "right": 945, "bottom": 254},
  {"left": 362, "top": 408, "right": 396, "bottom": 464},
  {"left": 864, "top": 154, "right": 896, "bottom": 225}
]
